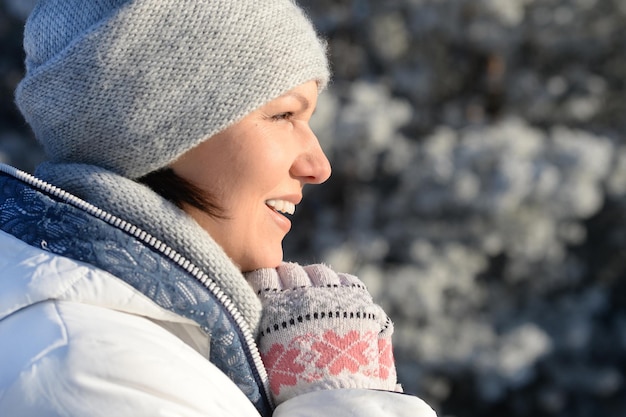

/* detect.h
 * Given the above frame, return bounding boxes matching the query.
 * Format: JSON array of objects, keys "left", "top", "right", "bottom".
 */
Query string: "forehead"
[{"left": 265, "top": 80, "right": 319, "bottom": 108}]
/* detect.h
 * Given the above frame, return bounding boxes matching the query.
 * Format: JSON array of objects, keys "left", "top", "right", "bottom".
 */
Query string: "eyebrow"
[{"left": 282, "top": 91, "right": 310, "bottom": 111}]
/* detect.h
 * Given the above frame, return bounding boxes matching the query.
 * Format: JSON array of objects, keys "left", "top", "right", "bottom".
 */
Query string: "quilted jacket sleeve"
[
  {"left": 274, "top": 389, "right": 437, "bottom": 417},
  {"left": 0, "top": 298, "right": 437, "bottom": 417},
  {"left": 0, "top": 300, "right": 263, "bottom": 417}
]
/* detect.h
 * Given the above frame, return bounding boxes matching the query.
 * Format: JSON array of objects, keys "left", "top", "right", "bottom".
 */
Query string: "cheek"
[{"left": 236, "top": 141, "right": 293, "bottom": 188}]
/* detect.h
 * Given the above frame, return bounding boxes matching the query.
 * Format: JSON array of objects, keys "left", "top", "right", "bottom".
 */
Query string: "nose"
[{"left": 291, "top": 130, "right": 332, "bottom": 185}]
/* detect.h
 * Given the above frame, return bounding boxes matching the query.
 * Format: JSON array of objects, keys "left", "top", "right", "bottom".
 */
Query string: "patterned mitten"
[{"left": 245, "top": 262, "right": 398, "bottom": 405}]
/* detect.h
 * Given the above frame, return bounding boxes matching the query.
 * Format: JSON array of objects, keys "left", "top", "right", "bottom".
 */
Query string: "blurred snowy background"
[{"left": 2, "top": 0, "right": 625, "bottom": 416}]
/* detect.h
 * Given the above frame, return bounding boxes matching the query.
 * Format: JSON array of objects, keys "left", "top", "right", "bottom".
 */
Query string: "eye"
[{"left": 271, "top": 111, "right": 294, "bottom": 121}]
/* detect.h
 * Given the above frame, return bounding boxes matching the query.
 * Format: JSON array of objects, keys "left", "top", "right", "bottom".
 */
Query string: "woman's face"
[{"left": 171, "top": 80, "right": 331, "bottom": 272}]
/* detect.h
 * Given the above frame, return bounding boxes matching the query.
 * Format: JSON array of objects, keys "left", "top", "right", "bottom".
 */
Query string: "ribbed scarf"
[{"left": 35, "top": 161, "right": 262, "bottom": 331}]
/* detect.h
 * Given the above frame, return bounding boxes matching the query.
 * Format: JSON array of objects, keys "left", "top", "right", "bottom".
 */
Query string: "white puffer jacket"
[{"left": 0, "top": 230, "right": 436, "bottom": 416}]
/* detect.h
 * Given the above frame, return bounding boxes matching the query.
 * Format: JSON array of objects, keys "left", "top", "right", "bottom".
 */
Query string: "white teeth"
[{"left": 266, "top": 199, "right": 296, "bottom": 215}]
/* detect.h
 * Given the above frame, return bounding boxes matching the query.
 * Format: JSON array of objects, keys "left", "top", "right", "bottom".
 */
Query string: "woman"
[{"left": 0, "top": 1, "right": 436, "bottom": 416}]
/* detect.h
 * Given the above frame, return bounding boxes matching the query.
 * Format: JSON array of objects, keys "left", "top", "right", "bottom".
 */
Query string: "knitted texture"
[
  {"left": 16, "top": 0, "right": 330, "bottom": 179},
  {"left": 36, "top": 161, "right": 263, "bottom": 331},
  {"left": 245, "top": 263, "right": 398, "bottom": 405}
]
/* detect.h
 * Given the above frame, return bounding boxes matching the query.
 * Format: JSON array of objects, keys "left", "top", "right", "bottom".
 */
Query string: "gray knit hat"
[{"left": 16, "top": 0, "right": 330, "bottom": 179}]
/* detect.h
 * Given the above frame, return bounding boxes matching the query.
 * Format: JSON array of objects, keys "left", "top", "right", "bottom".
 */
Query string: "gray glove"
[{"left": 245, "top": 262, "right": 398, "bottom": 405}]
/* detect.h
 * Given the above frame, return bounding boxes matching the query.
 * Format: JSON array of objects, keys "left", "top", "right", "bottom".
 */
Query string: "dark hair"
[{"left": 138, "top": 168, "right": 227, "bottom": 219}]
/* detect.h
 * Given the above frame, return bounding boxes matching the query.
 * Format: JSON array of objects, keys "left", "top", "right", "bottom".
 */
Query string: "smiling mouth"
[{"left": 266, "top": 199, "right": 296, "bottom": 216}]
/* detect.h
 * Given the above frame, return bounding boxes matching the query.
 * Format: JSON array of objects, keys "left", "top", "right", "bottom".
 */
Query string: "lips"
[{"left": 265, "top": 199, "right": 296, "bottom": 215}]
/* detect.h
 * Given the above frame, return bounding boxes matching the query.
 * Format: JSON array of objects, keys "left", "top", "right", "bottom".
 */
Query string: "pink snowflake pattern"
[
  {"left": 378, "top": 338, "right": 395, "bottom": 379},
  {"left": 262, "top": 344, "right": 306, "bottom": 395},
  {"left": 311, "top": 330, "right": 377, "bottom": 375}
]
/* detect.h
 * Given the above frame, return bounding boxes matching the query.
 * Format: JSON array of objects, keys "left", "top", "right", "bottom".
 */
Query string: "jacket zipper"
[{"left": 0, "top": 163, "right": 274, "bottom": 411}]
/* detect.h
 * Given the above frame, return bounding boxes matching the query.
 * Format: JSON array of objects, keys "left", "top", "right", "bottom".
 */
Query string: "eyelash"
[{"left": 271, "top": 112, "right": 294, "bottom": 121}]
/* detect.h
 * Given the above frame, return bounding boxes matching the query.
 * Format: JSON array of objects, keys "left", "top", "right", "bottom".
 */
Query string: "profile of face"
[{"left": 171, "top": 80, "right": 331, "bottom": 272}]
